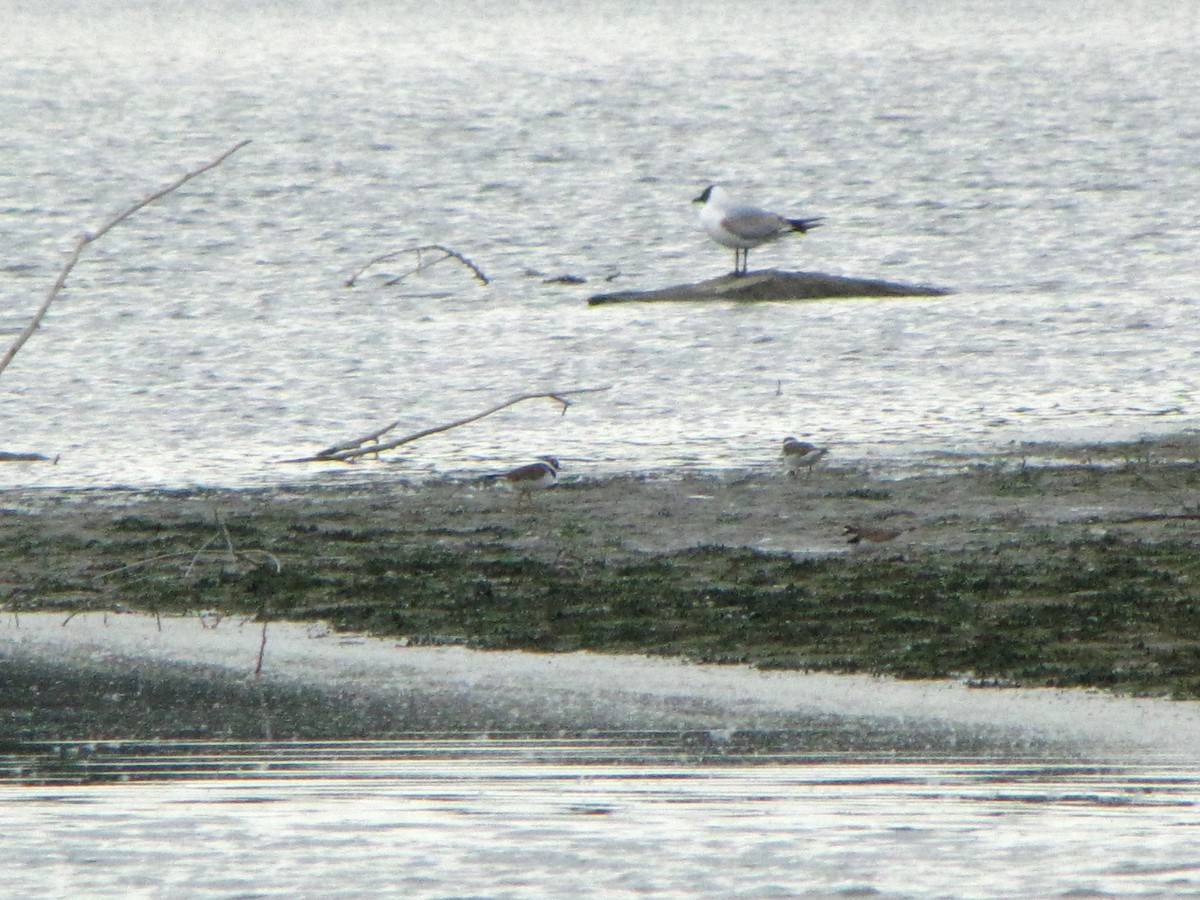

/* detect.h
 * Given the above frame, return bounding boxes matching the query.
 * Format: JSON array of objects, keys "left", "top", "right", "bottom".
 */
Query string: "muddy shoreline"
[{"left": 4, "top": 434, "right": 1200, "bottom": 704}]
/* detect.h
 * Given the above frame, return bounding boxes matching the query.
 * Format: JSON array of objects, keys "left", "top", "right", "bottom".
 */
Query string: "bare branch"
[
  {"left": 255, "top": 621, "right": 269, "bottom": 677},
  {"left": 344, "top": 243, "right": 489, "bottom": 287},
  {"left": 283, "top": 386, "right": 611, "bottom": 464},
  {"left": 0, "top": 139, "right": 252, "bottom": 380}
]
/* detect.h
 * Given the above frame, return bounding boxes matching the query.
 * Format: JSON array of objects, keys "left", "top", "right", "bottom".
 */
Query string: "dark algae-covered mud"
[{"left": 5, "top": 436, "right": 1200, "bottom": 698}]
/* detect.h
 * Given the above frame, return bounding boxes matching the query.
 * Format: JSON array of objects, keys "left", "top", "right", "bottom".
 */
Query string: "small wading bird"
[
  {"left": 487, "top": 456, "right": 560, "bottom": 503},
  {"left": 781, "top": 437, "right": 829, "bottom": 479},
  {"left": 843, "top": 524, "right": 903, "bottom": 545},
  {"left": 693, "top": 184, "right": 823, "bottom": 276}
]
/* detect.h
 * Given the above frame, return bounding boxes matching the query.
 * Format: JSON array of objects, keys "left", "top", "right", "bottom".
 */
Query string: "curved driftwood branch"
[
  {"left": 0, "top": 451, "right": 52, "bottom": 462},
  {"left": 283, "top": 386, "right": 611, "bottom": 464},
  {"left": 0, "top": 139, "right": 252, "bottom": 381},
  {"left": 344, "top": 244, "right": 489, "bottom": 287}
]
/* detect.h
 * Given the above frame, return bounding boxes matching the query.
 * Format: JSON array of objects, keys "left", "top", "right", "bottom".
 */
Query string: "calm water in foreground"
[{"left": 3, "top": 738, "right": 1200, "bottom": 898}]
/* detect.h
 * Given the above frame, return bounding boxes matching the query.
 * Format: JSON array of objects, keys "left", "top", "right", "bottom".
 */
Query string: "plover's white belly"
[
  {"left": 499, "top": 457, "right": 560, "bottom": 494},
  {"left": 514, "top": 470, "right": 556, "bottom": 491},
  {"left": 782, "top": 438, "right": 828, "bottom": 476},
  {"left": 784, "top": 450, "right": 823, "bottom": 472}
]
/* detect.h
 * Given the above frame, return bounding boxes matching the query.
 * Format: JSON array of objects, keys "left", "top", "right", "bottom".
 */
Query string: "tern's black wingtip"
[{"left": 786, "top": 216, "right": 825, "bottom": 233}]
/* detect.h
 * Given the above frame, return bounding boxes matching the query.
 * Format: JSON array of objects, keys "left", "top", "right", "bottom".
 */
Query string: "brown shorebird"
[
  {"left": 843, "top": 524, "right": 903, "bottom": 545},
  {"left": 490, "top": 456, "right": 560, "bottom": 503},
  {"left": 782, "top": 436, "right": 829, "bottom": 479}
]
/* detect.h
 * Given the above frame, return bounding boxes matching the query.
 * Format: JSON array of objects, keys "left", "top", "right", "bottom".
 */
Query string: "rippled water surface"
[
  {"left": 5, "top": 7, "right": 1200, "bottom": 895},
  {"left": 3, "top": 738, "right": 1200, "bottom": 898},
  {"left": 2, "top": 0, "right": 1198, "bottom": 488}
]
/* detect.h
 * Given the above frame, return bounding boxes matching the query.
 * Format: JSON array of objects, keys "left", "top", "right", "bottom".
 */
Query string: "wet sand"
[
  {"left": 6, "top": 610, "right": 1200, "bottom": 753},
  {"left": 2, "top": 434, "right": 1200, "bottom": 740}
]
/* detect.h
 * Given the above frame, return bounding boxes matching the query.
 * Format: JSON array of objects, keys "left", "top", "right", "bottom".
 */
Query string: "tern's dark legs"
[{"left": 732, "top": 248, "right": 749, "bottom": 276}]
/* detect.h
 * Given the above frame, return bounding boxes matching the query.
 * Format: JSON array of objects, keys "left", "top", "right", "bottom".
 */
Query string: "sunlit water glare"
[
  {"left": 4, "top": 610, "right": 1200, "bottom": 897},
  {"left": 2, "top": 0, "right": 1199, "bottom": 488},
  {"left": 4, "top": 739, "right": 1200, "bottom": 898}
]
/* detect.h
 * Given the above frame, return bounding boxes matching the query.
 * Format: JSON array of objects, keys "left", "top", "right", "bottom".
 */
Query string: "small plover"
[
  {"left": 782, "top": 437, "right": 829, "bottom": 479},
  {"left": 843, "top": 524, "right": 903, "bottom": 544},
  {"left": 693, "top": 184, "right": 823, "bottom": 276},
  {"left": 490, "top": 456, "right": 560, "bottom": 502}
]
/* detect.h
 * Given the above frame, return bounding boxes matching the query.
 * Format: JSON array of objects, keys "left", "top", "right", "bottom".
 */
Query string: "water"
[
  {"left": 2, "top": 0, "right": 1199, "bottom": 489},
  {"left": 2, "top": 738, "right": 1199, "bottom": 898},
  {"left": 5, "top": 3, "right": 1200, "bottom": 895},
  {"left": 6, "top": 613, "right": 1200, "bottom": 897}
]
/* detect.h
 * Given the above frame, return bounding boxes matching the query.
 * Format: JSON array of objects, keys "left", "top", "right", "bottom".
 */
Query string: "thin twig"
[
  {"left": 255, "top": 621, "right": 269, "bottom": 677},
  {"left": 1107, "top": 512, "right": 1200, "bottom": 524},
  {"left": 184, "top": 533, "right": 220, "bottom": 578},
  {"left": 344, "top": 243, "right": 489, "bottom": 287},
  {"left": 219, "top": 521, "right": 238, "bottom": 564},
  {"left": 0, "top": 139, "right": 252, "bottom": 380},
  {"left": 239, "top": 548, "right": 283, "bottom": 573},
  {"left": 284, "top": 386, "right": 611, "bottom": 464},
  {"left": 100, "top": 545, "right": 281, "bottom": 581},
  {"left": 98, "top": 550, "right": 205, "bottom": 579},
  {"left": 96, "top": 524, "right": 282, "bottom": 593}
]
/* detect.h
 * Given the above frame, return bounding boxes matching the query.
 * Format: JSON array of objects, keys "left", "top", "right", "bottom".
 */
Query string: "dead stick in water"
[
  {"left": 285, "top": 386, "right": 611, "bottom": 463},
  {"left": 344, "top": 243, "right": 489, "bottom": 287},
  {"left": 0, "top": 139, "right": 252, "bottom": 380}
]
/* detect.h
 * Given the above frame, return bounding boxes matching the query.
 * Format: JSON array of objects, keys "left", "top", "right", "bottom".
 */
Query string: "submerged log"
[{"left": 587, "top": 269, "right": 950, "bottom": 305}]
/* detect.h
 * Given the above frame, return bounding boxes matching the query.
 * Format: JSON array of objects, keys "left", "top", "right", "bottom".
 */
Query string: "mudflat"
[{"left": 3, "top": 434, "right": 1200, "bottom": 698}]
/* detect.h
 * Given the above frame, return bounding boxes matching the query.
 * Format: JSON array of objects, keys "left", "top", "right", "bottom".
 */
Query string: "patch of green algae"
[{"left": 4, "top": 465, "right": 1200, "bottom": 698}]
